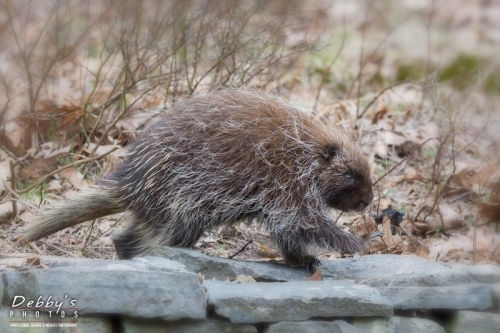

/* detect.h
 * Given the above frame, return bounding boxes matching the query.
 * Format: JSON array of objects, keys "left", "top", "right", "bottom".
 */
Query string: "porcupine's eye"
[{"left": 343, "top": 172, "right": 354, "bottom": 182}]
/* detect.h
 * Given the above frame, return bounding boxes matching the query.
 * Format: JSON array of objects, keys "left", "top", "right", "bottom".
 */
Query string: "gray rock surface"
[
  {"left": 0, "top": 254, "right": 187, "bottom": 272},
  {"left": 205, "top": 280, "right": 393, "bottom": 323},
  {"left": 320, "top": 254, "right": 500, "bottom": 287},
  {"left": 447, "top": 310, "right": 500, "bottom": 333},
  {"left": 123, "top": 319, "right": 257, "bottom": 333},
  {"left": 354, "top": 316, "right": 446, "bottom": 333},
  {"left": 1, "top": 259, "right": 206, "bottom": 321},
  {"left": 489, "top": 284, "right": 500, "bottom": 313},
  {"left": 378, "top": 284, "right": 493, "bottom": 310},
  {"left": 264, "top": 320, "right": 357, "bottom": 333},
  {"left": 4, "top": 250, "right": 500, "bottom": 332},
  {"left": 153, "top": 247, "right": 310, "bottom": 281}
]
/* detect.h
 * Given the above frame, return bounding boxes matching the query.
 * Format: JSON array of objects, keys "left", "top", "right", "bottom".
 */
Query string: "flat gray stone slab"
[
  {"left": 0, "top": 255, "right": 187, "bottom": 272},
  {"left": 1, "top": 259, "right": 206, "bottom": 321},
  {"left": 489, "top": 284, "right": 500, "bottom": 313},
  {"left": 31, "top": 248, "right": 496, "bottom": 288},
  {"left": 153, "top": 247, "right": 309, "bottom": 281},
  {"left": 378, "top": 284, "right": 493, "bottom": 310},
  {"left": 205, "top": 280, "right": 393, "bottom": 323},
  {"left": 265, "top": 320, "right": 357, "bottom": 333},
  {"left": 321, "top": 254, "right": 500, "bottom": 287},
  {"left": 123, "top": 318, "right": 257, "bottom": 333},
  {"left": 354, "top": 317, "right": 445, "bottom": 333},
  {"left": 447, "top": 310, "right": 500, "bottom": 333}
]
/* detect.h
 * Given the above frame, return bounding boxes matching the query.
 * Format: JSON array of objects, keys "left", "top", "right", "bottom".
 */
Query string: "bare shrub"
[{"left": 0, "top": 0, "right": 312, "bottom": 158}]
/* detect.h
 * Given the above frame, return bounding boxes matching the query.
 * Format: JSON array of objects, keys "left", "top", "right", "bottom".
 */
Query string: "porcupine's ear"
[{"left": 322, "top": 144, "right": 338, "bottom": 160}]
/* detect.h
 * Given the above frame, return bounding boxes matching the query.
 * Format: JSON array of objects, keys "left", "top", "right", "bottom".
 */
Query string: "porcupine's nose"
[{"left": 357, "top": 190, "right": 374, "bottom": 211}]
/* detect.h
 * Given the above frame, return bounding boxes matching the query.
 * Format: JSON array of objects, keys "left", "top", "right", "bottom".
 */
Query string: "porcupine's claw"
[
  {"left": 368, "top": 231, "right": 384, "bottom": 241},
  {"left": 303, "top": 255, "right": 322, "bottom": 274}
]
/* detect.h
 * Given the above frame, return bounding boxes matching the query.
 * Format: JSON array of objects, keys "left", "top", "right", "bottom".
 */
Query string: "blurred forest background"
[{"left": 1, "top": 0, "right": 499, "bottom": 266}]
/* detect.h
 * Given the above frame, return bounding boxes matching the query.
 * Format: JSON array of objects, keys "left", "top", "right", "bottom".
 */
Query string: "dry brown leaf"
[
  {"left": 450, "top": 168, "right": 479, "bottom": 190},
  {"left": 18, "top": 154, "right": 65, "bottom": 183},
  {"left": 395, "top": 141, "right": 420, "bottom": 158},
  {"left": 451, "top": 164, "right": 500, "bottom": 191},
  {"left": 371, "top": 107, "right": 388, "bottom": 124},
  {"left": 35, "top": 143, "right": 72, "bottom": 159},
  {"left": 58, "top": 167, "right": 87, "bottom": 189},
  {"left": 399, "top": 219, "right": 414, "bottom": 236},
  {"left": 0, "top": 149, "right": 14, "bottom": 195},
  {"left": 0, "top": 101, "right": 86, "bottom": 157},
  {"left": 257, "top": 244, "right": 278, "bottom": 259},
  {"left": 306, "top": 269, "right": 323, "bottom": 281},
  {"left": 234, "top": 275, "right": 257, "bottom": 283},
  {"left": 403, "top": 167, "right": 423, "bottom": 182},
  {"left": 83, "top": 144, "right": 125, "bottom": 171},
  {"left": 477, "top": 202, "right": 500, "bottom": 223},
  {"left": 25, "top": 257, "right": 41, "bottom": 267},
  {"left": 402, "top": 237, "right": 430, "bottom": 259},
  {"left": 438, "top": 204, "right": 462, "bottom": 230},
  {"left": 8, "top": 102, "right": 86, "bottom": 155},
  {"left": 116, "top": 111, "right": 154, "bottom": 133},
  {"left": 196, "top": 234, "right": 217, "bottom": 246},
  {"left": 46, "top": 179, "right": 64, "bottom": 192},
  {"left": 428, "top": 227, "right": 500, "bottom": 264},
  {"left": 376, "top": 198, "right": 393, "bottom": 211},
  {"left": 478, "top": 179, "right": 500, "bottom": 222},
  {"left": 0, "top": 201, "right": 13, "bottom": 223},
  {"left": 373, "top": 140, "right": 389, "bottom": 159},
  {"left": 443, "top": 187, "right": 479, "bottom": 204},
  {"left": 0, "top": 121, "right": 23, "bottom": 149},
  {"left": 315, "top": 101, "right": 357, "bottom": 125},
  {"left": 351, "top": 214, "right": 376, "bottom": 233},
  {"left": 28, "top": 101, "right": 84, "bottom": 132},
  {"left": 415, "top": 245, "right": 430, "bottom": 259},
  {"left": 0, "top": 118, "right": 30, "bottom": 156},
  {"left": 370, "top": 218, "right": 403, "bottom": 252},
  {"left": 414, "top": 203, "right": 462, "bottom": 233},
  {"left": 476, "top": 165, "right": 500, "bottom": 189}
]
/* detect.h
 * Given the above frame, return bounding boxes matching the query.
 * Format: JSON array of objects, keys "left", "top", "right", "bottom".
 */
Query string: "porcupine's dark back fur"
[{"left": 21, "top": 90, "right": 375, "bottom": 269}]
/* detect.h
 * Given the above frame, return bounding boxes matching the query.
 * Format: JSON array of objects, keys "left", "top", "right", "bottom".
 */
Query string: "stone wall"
[{"left": 1, "top": 248, "right": 500, "bottom": 333}]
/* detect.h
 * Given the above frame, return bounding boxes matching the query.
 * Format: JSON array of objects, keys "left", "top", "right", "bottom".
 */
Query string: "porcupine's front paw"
[{"left": 364, "top": 231, "right": 384, "bottom": 242}]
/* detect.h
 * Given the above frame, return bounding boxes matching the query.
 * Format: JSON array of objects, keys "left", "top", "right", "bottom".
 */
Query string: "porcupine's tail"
[{"left": 19, "top": 186, "right": 125, "bottom": 244}]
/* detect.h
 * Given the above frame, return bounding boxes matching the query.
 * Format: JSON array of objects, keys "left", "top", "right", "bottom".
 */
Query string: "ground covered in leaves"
[{"left": 1, "top": 0, "right": 499, "bottom": 266}]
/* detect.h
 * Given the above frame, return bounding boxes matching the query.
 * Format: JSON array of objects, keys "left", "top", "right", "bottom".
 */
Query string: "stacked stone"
[{"left": 1, "top": 249, "right": 499, "bottom": 333}]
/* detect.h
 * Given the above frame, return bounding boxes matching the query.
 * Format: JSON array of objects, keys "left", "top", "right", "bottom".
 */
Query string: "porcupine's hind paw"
[
  {"left": 112, "top": 227, "right": 144, "bottom": 260},
  {"left": 285, "top": 253, "right": 322, "bottom": 274},
  {"left": 303, "top": 255, "right": 322, "bottom": 274}
]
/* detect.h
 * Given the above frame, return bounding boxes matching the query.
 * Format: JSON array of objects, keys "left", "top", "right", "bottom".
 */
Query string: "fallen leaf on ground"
[
  {"left": 58, "top": 167, "right": 88, "bottom": 189},
  {"left": 307, "top": 269, "right": 323, "bottom": 281},
  {"left": 414, "top": 203, "right": 462, "bottom": 233},
  {"left": 235, "top": 275, "right": 257, "bottom": 283}
]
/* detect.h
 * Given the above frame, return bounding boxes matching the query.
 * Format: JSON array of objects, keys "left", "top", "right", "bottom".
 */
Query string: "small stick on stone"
[{"left": 228, "top": 240, "right": 253, "bottom": 259}]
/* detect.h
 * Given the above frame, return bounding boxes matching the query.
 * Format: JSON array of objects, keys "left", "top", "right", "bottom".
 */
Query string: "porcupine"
[{"left": 20, "top": 90, "right": 378, "bottom": 270}]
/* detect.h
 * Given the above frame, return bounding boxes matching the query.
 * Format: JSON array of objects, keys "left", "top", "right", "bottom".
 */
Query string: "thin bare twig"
[
  {"left": 228, "top": 240, "right": 253, "bottom": 259},
  {"left": 15, "top": 147, "right": 119, "bottom": 195}
]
